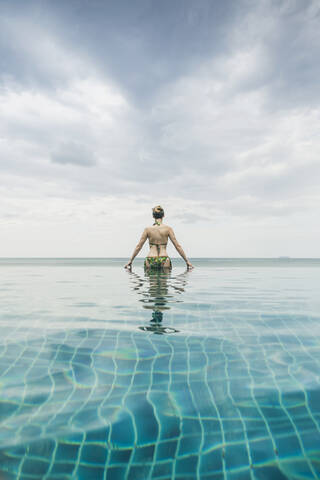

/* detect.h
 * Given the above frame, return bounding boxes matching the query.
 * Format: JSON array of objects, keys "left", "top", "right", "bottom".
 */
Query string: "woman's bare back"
[
  {"left": 146, "top": 224, "right": 170, "bottom": 257},
  {"left": 124, "top": 205, "right": 193, "bottom": 270}
]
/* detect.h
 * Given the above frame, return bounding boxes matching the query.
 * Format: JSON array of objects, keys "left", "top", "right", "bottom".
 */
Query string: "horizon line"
[{"left": 0, "top": 257, "right": 320, "bottom": 260}]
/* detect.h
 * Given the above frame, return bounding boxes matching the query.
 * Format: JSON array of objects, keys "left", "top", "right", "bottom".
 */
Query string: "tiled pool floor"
[{"left": 0, "top": 259, "right": 320, "bottom": 479}]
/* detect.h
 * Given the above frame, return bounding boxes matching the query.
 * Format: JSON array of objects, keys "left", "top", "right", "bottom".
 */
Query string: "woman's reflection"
[{"left": 127, "top": 268, "right": 190, "bottom": 334}]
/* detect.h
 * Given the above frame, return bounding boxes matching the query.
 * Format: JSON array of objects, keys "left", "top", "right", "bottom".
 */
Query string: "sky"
[{"left": 0, "top": 0, "right": 319, "bottom": 257}]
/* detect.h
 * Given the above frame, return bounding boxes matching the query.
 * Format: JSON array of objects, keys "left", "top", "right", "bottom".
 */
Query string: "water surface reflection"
[{"left": 127, "top": 268, "right": 190, "bottom": 334}]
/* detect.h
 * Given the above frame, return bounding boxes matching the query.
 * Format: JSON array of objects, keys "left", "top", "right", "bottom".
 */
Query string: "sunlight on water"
[{"left": 0, "top": 258, "right": 320, "bottom": 479}]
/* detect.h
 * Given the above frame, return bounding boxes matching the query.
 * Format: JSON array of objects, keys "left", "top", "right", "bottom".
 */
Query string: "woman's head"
[{"left": 152, "top": 205, "right": 164, "bottom": 219}]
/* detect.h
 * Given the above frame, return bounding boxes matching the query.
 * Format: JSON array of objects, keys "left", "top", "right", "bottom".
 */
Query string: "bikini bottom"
[{"left": 144, "top": 256, "right": 172, "bottom": 270}]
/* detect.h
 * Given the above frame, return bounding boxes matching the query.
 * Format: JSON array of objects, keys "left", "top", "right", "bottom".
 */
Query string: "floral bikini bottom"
[{"left": 144, "top": 256, "right": 172, "bottom": 270}]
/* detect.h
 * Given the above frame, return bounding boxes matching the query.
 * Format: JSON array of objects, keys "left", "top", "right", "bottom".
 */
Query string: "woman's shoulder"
[
  {"left": 163, "top": 224, "right": 172, "bottom": 231},
  {"left": 145, "top": 223, "right": 172, "bottom": 231}
]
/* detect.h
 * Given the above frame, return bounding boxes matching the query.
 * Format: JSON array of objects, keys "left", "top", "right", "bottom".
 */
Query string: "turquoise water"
[{"left": 0, "top": 258, "right": 320, "bottom": 479}]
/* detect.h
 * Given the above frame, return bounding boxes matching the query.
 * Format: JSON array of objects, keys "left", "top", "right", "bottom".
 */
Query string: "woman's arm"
[
  {"left": 168, "top": 227, "right": 193, "bottom": 269},
  {"left": 124, "top": 229, "right": 148, "bottom": 269}
]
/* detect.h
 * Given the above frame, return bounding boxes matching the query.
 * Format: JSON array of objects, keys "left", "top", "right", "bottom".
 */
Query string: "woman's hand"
[
  {"left": 124, "top": 261, "right": 132, "bottom": 270},
  {"left": 186, "top": 261, "right": 194, "bottom": 270}
]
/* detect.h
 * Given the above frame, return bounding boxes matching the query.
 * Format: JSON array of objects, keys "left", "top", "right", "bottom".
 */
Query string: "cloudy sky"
[{"left": 1, "top": 0, "right": 319, "bottom": 257}]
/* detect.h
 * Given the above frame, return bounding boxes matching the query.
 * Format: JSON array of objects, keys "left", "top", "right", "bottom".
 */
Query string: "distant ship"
[{"left": 278, "top": 256, "right": 290, "bottom": 259}]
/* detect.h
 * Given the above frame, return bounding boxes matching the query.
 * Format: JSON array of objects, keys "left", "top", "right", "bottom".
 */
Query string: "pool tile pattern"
[{"left": 0, "top": 260, "right": 320, "bottom": 479}]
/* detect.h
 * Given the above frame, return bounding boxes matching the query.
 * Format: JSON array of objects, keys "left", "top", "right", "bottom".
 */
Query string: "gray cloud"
[
  {"left": 171, "top": 212, "right": 209, "bottom": 224},
  {"left": 0, "top": 0, "right": 320, "bottom": 256},
  {"left": 3, "top": 0, "right": 318, "bottom": 110},
  {"left": 51, "top": 142, "right": 97, "bottom": 167}
]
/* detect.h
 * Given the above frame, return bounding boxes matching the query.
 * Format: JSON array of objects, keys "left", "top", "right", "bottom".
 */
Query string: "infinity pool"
[{"left": 0, "top": 258, "right": 320, "bottom": 479}]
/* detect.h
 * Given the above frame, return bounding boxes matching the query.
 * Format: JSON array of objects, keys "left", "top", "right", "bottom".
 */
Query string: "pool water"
[{"left": 0, "top": 258, "right": 320, "bottom": 479}]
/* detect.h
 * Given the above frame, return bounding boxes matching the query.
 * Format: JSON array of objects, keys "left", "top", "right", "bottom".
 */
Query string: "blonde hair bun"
[{"left": 152, "top": 205, "right": 164, "bottom": 218}]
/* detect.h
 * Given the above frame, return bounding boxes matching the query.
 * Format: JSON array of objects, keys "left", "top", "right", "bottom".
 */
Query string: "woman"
[{"left": 124, "top": 205, "right": 194, "bottom": 270}]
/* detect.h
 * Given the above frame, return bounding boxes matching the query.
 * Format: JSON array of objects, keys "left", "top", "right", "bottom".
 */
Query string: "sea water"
[{"left": 0, "top": 258, "right": 320, "bottom": 479}]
